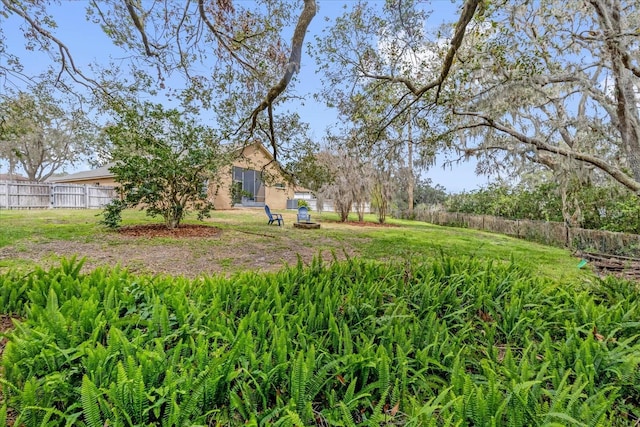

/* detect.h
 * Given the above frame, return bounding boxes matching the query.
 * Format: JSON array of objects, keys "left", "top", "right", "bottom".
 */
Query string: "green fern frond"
[
  {"left": 344, "top": 378, "right": 357, "bottom": 403},
  {"left": 306, "top": 354, "right": 349, "bottom": 402},
  {"left": 545, "top": 412, "right": 588, "bottom": 427},
  {"left": 18, "top": 377, "right": 38, "bottom": 426},
  {"left": 0, "top": 404, "right": 6, "bottom": 427},
  {"left": 366, "top": 384, "right": 390, "bottom": 426},
  {"left": 338, "top": 402, "right": 357, "bottom": 427},
  {"left": 60, "top": 255, "right": 86, "bottom": 278},
  {"left": 132, "top": 366, "right": 145, "bottom": 423},
  {"left": 176, "top": 365, "right": 214, "bottom": 426},
  {"left": 81, "top": 376, "right": 103, "bottom": 427},
  {"left": 283, "top": 408, "right": 306, "bottom": 427},
  {"left": 290, "top": 351, "right": 308, "bottom": 420}
]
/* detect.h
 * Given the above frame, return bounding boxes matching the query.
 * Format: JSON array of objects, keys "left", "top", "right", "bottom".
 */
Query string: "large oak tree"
[
  {"left": 0, "top": 85, "right": 95, "bottom": 181},
  {"left": 314, "top": 0, "right": 639, "bottom": 222},
  {"left": 446, "top": 0, "right": 640, "bottom": 194}
]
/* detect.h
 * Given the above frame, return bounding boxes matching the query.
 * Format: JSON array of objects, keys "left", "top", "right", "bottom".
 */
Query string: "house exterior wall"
[{"left": 209, "top": 143, "right": 293, "bottom": 210}]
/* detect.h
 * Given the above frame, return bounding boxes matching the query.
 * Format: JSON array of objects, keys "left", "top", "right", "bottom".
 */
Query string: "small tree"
[
  {"left": 102, "top": 102, "right": 225, "bottom": 229},
  {"left": 371, "top": 169, "right": 394, "bottom": 224},
  {"left": 352, "top": 163, "right": 374, "bottom": 222},
  {"left": 318, "top": 149, "right": 371, "bottom": 222}
]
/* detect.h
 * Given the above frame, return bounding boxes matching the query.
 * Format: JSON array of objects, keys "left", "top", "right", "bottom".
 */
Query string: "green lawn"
[{"left": 0, "top": 208, "right": 587, "bottom": 282}]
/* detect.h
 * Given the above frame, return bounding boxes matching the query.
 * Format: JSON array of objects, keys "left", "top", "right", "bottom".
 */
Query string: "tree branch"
[
  {"left": 2, "top": 0, "right": 105, "bottom": 94},
  {"left": 245, "top": 0, "right": 316, "bottom": 160},
  {"left": 124, "top": 0, "right": 157, "bottom": 57},
  {"left": 455, "top": 110, "right": 640, "bottom": 193},
  {"left": 361, "top": 0, "right": 480, "bottom": 102},
  {"left": 197, "top": 0, "right": 258, "bottom": 73},
  {"left": 433, "top": 0, "right": 480, "bottom": 101}
]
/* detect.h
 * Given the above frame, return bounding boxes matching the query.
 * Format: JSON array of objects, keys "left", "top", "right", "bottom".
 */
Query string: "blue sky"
[{"left": 2, "top": 0, "right": 491, "bottom": 193}]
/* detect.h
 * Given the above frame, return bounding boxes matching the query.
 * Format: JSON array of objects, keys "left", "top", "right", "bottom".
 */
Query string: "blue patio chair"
[
  {"left": 265, "top": 205, "right": 284, "bottom": 226},
  {"left": 297, "top": 206, "right": 311, "bottom": 223}
]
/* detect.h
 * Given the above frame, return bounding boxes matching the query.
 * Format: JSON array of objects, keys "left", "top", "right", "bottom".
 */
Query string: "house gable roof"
[
  {"left": 230, "top": 141, "right": 274, "bottom": 162},
  {"left": 48, "top": 164, "right": 115, "bottom": 183},
  {"left": 234, "top": 142, "right": 292, "bottom": 178}
]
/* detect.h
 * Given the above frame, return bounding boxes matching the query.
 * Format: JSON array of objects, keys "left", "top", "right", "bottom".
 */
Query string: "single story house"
[
  {"left": 49, "top": 142, "right": 295, "bottom": 210},
  {"left": 48, "top": 164, "right": 118, "bottom": 187}
]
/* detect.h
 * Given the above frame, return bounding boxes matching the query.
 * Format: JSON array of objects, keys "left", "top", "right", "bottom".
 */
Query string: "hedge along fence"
[{"left": 417, "top": 211, "right": 640, "bottom": 257}]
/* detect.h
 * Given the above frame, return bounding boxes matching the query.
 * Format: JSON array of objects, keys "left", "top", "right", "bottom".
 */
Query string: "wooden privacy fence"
[
  {"left": 0, "top": 181, "right": 116, "bottom": 209},
  {"left": 417, "top": 210, "right": 640, "bottom": 257}
]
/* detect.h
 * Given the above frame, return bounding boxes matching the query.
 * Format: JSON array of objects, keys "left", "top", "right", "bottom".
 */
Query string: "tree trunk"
[
  {"left": 589, "top": 0, "right": 640, "bottom": 182},
  {"left": 407, "top": 116, "right": 414, "bottom": 218}
]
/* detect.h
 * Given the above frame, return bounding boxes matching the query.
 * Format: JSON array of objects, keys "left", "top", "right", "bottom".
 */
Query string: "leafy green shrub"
[
  {"left": 98, "top": 199, "right": 126, "bottom": 229},
  {"left": 445, "top": 182, "right": 564, "bottom": 222},
  {"left": 296, "top": 199, "right": 310, "bottom": 209},
  {"left": 1, "top": 257, "right": 639, "bottom": 425}
]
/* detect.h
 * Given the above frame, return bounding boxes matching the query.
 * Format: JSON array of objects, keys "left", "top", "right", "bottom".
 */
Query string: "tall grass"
[{"left": 1, "top": 256, "right": 638, "bottom": 426}]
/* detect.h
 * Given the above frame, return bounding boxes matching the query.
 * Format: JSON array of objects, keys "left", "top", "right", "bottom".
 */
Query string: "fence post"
[
  {"left": 85, "top": 185, "right": 89, "bottom": 208},
  {"left": 4, "top": 181, "right": 8, "bottom": 209}
]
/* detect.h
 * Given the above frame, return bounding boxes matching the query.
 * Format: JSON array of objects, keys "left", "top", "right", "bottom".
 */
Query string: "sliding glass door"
[{"left": 232, "top": 167, "right": 265, "bottom": 206}]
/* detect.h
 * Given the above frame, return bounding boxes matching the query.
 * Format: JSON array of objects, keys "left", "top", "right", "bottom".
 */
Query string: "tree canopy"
[
  {"left": 313, "top": 0, "right": 640, "bottom": 213},
  {"left": 3, "top": 0, "right": 638, "bottom": 205},
  {"left": 446, "top": 0, "right": 640, "bottom": 194},
  {"left": 0, "top": 84, "right": 95, "bottom": 181},
  {"left": 1, "top": 0, "right": 323, "bottom": 159}
]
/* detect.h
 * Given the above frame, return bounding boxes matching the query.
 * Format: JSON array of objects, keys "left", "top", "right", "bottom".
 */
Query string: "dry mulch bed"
[{"left": 117, "top": 223, "right": 221, "bottom": 238}]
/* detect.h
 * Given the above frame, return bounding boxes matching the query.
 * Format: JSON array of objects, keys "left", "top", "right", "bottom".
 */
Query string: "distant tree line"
[{"left": 445, "top": 182, "right": 640, "bottom": 234}]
